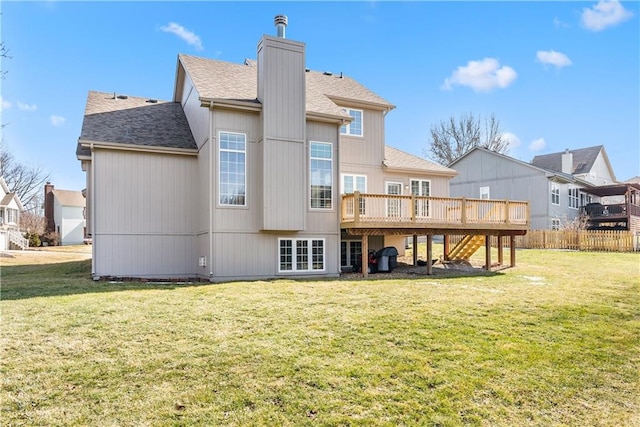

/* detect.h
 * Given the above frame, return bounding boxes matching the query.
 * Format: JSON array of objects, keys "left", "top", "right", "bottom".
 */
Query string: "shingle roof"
[
  {"left": 0, "top": 193, "right": 15, "bottom": 206},
  {"left": 52, "top": 189, "right": 85, "bottom": 207},
  {"left": 79, "top": 91, "right": 197, "bottom": 150},
  {"left": 530, "top": 146, "right": 604, "bottom": 175},
  {"left": 178, "top": 54, "right": 395, "bottom": 118},
  {"left": 384, "top": 146, "right": 457, "bottom": 175}
]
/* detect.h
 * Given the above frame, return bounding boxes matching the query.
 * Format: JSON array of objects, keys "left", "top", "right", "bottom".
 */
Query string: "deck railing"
[{"left": 341, "top": 192, "right": 529, "bottom": 228}]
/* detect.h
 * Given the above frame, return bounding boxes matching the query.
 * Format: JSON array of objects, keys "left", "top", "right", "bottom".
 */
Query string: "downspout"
[
  {"left": 90, "top": 143, "right": 96, "bottom": 279},
  {"left": 209, "top": 106, "right": 214, "bottom": 280}
]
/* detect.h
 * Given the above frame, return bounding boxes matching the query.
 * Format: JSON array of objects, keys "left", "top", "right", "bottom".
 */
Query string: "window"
[
  {"left": 339, "top": 108, "right": 363, "bottom": 137},
  {"left": 0, "top": 209, "right": 4, "bottom": 225},
  {"left": 219, "top": 132, "right": 246, "bottom": 206},
  {"left": 480, "top": 186, "right": 490, "bottom": 200},
  {"left": 341, "top": 241, "right": 362, "bottom": 267},
  {"left": 310, "top": 142, "right": 333, "bottom": 209},
  {"left": 551, "top": 218, "right": 561, "bottom": 230},
  {"left": 7, "top": 209, "right": 17, "bottom": 224},
  {"left": 551, "top": 183, "right": 560, "bottom": 205},
  {"left": 342, "top": 174, "right": 367, "bottom": 215},
  {"left": 411, "top": 179, "right": 430, "bottom": 217},
  {"left": 579, "top": 192, "right": 592, "bottom": 208},
  {"left": 279, "top": 238, "right": 325, "bottom": 272},
  {"left": 568, "top": 187, "right": 579, "bottom": 209}
]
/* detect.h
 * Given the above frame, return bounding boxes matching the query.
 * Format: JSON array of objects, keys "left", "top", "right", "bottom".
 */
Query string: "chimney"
[
  {"left": 44, "top": 182, "right": 55, "bottom": 232},
  {"left": 561, "top": 149, "right": 573, "bottom": 174},
  {"left": 274, "top": 14, "right": 288, "bottom": 38}
]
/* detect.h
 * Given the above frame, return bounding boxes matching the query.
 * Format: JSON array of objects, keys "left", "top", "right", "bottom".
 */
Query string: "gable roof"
[
  {"left": 384, "top": 146, "right": 457, "bottom": 177},
  {"left": 0, "top": 176, "right": 25, "bottom": 211},
  {"left": 177, "top": 53, "right": 395, "bottom": 119},
  {"left": 78, "top": 91, "right": 197, "bottom": 156},
  {"left": 52, "top": 189, "right": 85, "bottom": 208},
  {"left": 530, "top": 145, "right": 606, "bottom": 176},
  {"left": 449, "top": 146, "right": 593, "bottom": 185}
]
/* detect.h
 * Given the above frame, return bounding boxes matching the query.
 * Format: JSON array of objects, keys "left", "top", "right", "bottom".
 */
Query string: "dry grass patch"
[{"left": 1, "top": 249, "right": 639, "bottom": 426}]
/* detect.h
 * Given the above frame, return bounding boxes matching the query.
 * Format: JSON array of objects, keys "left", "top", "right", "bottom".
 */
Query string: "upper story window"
[
  {"left": 310, "top": 142, "right": 333, "bottom": 209},
  {"left": 480, "top": 186, "right": 490, "bottom": 200},
  {"left": 219, "top": 131, "right": 246, "bottom": 206},
  {"left": 340, "top": 108, "right": 363, "bottom": 137},
  {"left": 342, "top": 174, "right": 367, "bottom": 194},
  {"left": 551, "top": 183, "right": 560, "bottom": 206},
  {"left": 7, "top": 208, "right": 18, "bottom": 224},
  {"left": 568, "top": 187, "right": 579, "bottom": 209}
]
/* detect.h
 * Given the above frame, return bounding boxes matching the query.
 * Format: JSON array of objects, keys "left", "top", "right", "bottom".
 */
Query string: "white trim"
[
  {"left": 341, "top": 174, "right": 367, "bottom": 194},
  {"left": 551, "top": 182, "right": 560, "bottom": 206},
  {"left": 339, "top": 108, "right": 364, "bottom": 137},
  {"left": 218, "top": 131, "right": 247, "bottom": 207},
  {"left": 309, "top": 141, "right": 334, "bottom": 211},
  {"left": 278, "top": 238, "right": 326, "bottom": 273}
]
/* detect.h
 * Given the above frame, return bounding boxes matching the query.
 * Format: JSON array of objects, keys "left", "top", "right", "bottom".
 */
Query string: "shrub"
[
  {"left": 42, "top": 231, "right": 60, "bottom": 246},
  {"left": 26, "top": 232, "right": 41, "bottom": 247}
]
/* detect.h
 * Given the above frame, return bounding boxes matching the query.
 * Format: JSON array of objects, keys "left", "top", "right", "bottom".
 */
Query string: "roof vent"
[
  {"left": 146, "top": 99, "right": 158, "bottom": 103},
  {"left": 323, "top": 71, "right": 333, "bottom": 76},
  {"left": 274, "top": 14, "right": 288, "bottom": 38},
  {"left": 116, "top": 94, "right": 128, "bottom": 100}
]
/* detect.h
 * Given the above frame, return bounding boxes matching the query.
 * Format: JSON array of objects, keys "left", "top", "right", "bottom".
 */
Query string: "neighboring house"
[
  {"left": 44, "top": 182, "right": 86, "bottom": 245},
  {"left": 531, "top": 145, "right": 616, "bottom": 187},
  {"left": 0, "top": 176, "right": 27, "bottom": 250},
  {"left": 449, "top": 147, "right": 599, "bottom": 230},
  {"left": 76, "top": 17, "right": 459, "bottom": 280}
]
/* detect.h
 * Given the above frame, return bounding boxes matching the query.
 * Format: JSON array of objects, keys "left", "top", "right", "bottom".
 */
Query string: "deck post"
[
  {"left": 497, "top": 235, "right": 504, "bottom": 265},
  {"left": 410, "top": 195, "right": 416, "bottom": 223},
  {"left": 510, "top": 235, "right": 516, "bottom": 267},
  {"left": 505, "top": 200, "right": 510, "bottom": 224},
  {"left": 426, "top": 234, "right": 433, "bottom": 275},
  {"left": 412, "top": 234, "right": 418, "bottom": 266},
  {"left": 485, "top": 234, "right": 491, "bottom": 271},
  {"left": 362, "top": 234, "right": 368, "bottom": 278},
  {"left": 443, "top": 234, "right": 450, "bottom": 261},
  {"left": 354, "top": 191, "right": 361, "bottom": 225},
  {"left": 461, "top": 198, "right": 467, "bottom": 224}
]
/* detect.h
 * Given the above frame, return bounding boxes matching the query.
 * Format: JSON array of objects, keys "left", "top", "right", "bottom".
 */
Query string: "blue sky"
[{"left": 1, "top": 1, "right": 638, "bottom": 192}]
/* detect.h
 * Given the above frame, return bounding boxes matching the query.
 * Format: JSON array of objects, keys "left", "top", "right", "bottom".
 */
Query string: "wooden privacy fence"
[{"left": 449, "top": 230, "right": 638, "bottom": 252}]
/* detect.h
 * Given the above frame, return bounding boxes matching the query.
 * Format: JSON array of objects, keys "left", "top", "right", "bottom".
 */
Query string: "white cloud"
[
  {"left": 17, "top": 101, "right": 37, "bottom": 111},
  {"left": 537, "top": 50, "right": 572, "bottom": 68},
  {"left": 529, "top": 138, "right": 546, "bottom": 152},
  {"left": 0, "top": 96, "right": 11, "bottom": 111},
  {"left": 581, "top": 0, "right": 633, "bottom": 31},
  {"left": 50, "top": 115, "right": 66, "bottom": 127},
  {"left": 160, "top": 22, "right": 203, "bottom": 51},
  {"left": 501, "top": 132, "right": 521, "bottom": 149},
  {"left": 442, "top": 58, "right": 517, "bottom": 92},
  {"left": 553, "top": 17, "right": 570, "bottom": 29}
]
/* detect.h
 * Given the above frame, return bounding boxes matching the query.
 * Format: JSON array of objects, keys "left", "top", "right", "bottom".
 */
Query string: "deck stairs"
[{"left": 447, "top": 235, "right": 485, "bottom": 261}]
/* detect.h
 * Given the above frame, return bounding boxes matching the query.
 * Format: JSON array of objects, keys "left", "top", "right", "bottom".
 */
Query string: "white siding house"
[{"left": 0, "top": 176, "right": 27, "bottom": 250}]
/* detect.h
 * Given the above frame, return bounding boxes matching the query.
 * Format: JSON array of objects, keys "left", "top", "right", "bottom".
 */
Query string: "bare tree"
[
  {"left": 19, "top": 211, "right": 46, "bottom": 235},
  {"left": 1, "top": 40, "right": 9, "bottom": 80},
  {"left": 427, "top": 113, "right": 509, "bottom": 166},
  {"left": 0, "top": 141, "right": 50, "bottom": 213}
]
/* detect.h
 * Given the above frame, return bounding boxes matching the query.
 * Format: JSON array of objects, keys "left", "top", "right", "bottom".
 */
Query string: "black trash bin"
[{"left": 376, "top": 246, "right": 399, "bottom": 272}]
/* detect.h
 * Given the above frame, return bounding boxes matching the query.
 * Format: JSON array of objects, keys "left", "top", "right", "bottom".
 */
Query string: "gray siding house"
[
  {"left": 448, "top": 147, "right": 612, "bottom": 230},
  {"left": 77, "top": 17, "right": 457, "bottom": 280}
]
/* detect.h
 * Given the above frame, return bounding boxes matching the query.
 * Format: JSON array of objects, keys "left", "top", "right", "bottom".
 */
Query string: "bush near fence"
[{"left": 449, "top": 230, "right": 638, "bottom": 252}]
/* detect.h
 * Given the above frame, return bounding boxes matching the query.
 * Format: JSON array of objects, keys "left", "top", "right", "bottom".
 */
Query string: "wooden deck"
[{"left": 340, "top": 192, "right": 529, "bottom": 235}]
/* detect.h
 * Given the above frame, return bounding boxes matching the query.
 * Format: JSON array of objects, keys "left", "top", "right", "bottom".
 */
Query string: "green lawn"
[{"left": 1, "top": 249, "right": 639, "bottom": 426}]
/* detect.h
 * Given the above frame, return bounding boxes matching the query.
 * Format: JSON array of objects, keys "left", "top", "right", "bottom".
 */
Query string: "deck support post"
[
  {"left": 485, "top": 234, "right": 491, "bottom": 271},
  {"left": 443, "top": 234, "right": 450, "bottom": 261},
  {"left": 426, "top": 235, "right": 433, "bottom": 275},
  {"left": 412, "top": 234, "right": 418, "bottom": 266},
  {"left": 362, "top": 235, "right": 368, "bottom": 278},
  {"left": 510, "top": 235, "right": 516, "bottom": 267},
  {"left": 497, "top": 235, "right": 504, "bottom": 266}
]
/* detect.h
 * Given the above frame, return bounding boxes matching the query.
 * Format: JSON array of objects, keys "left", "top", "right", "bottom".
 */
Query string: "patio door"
[
  {"left": 386, "top": 182, "right": 402, "bottom": 217},
  {"left": 411, "top": 179, "right": 430, "bottom": 218}
]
